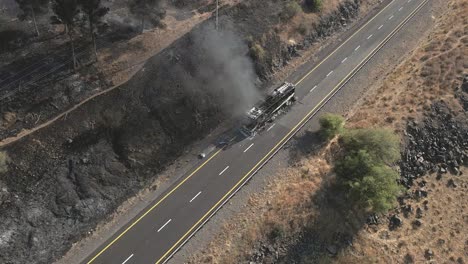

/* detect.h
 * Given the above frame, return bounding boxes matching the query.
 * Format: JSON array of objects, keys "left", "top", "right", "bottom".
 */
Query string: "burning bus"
[{"left": 240, "top": 82, "right": 296, "bottom": 137}]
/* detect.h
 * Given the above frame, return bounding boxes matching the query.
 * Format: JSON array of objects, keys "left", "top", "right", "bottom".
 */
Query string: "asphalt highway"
[{"left": 84, "top": 0, "right": 430, "bottom": 263}]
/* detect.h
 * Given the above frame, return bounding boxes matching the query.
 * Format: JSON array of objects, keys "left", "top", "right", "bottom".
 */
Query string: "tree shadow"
[
  {"left": 277, "top": 178, "right": 370, "bottom": 263},
  {"left": 273, "top": 130, "right": 371, "bottom": 263},
  {"left": 288, "top": 130, "right": 327, "bottom": 165}
]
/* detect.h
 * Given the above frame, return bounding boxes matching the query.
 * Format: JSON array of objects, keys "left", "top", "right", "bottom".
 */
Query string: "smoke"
[{"left": 187, "top": 22, "right": 261, "bottom": 116}]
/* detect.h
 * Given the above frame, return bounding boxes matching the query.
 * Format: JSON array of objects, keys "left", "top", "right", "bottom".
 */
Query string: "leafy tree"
[
  {"left": 0, "top": 151, "right": 9, "bottom": 173},
  {"left": 335, "top": 149, "right": 374, "bottom": 180},
  {"left": 319, "top": 113, "right": 345, "bottom": 140},
  {"left": 340, "top": 128, "right": 400, "bottom": 164},
  {"left": 78, "top": 0, "right": 109, "bottom": 61},
  {"left": 334, "top": 128, "right": 402, "bottom": 214},
  {"left": 51, "top": 0, "right": 80, "bottom": 70},
  {"left": 128, "top": 0, "right": 166, "bottom": 33},
  {"left": 15, "top": 0, "right": 49, "bottom": 36},
  {"left": 347, "top": 165, "right": 402, "bottom": 213}
]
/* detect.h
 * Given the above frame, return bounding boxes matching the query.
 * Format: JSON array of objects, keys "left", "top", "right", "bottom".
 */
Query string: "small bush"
[
  {"left": 281, "top": 1, "right": 302, "bottom": 20},
  {"left": 297, "top": 23, "right": 308, "bottom": 35},
  {"left": 304, "top": 0, "right": 323, "bottom": 12},
  {"left": 319, "top": 113, "right": 345, "bottom": 140},
  {"left": 269, "top": 224, "right": 285, "bottom": 240},
  {"left": 249, "top": 43, "right": 266, "bottom": 61},
  {"left": 0, "top": 151, "right": 9, "bottom": 173}
]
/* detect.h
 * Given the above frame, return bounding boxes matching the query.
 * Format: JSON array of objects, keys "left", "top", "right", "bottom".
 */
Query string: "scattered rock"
[
  {"left": 412, "top": 219, "right": 423, "bottom": 229},
  {"left": 416, "top": 207, "right": 423, "bottom": 219},
  {"left": 404, "top": 253, "right": 414, "bottom": 264},
  {"left": 402, "top": 204, "right": 413, "bottom": 218},
  {"left": 367, "top": 214, "right": 380, "bottom": 225},
  {"left": 326, "top": 245, "right": 337, "bottom": 256},
  {"left": 425, "top": 249, "right": 434, "bottom": 260},
  {"left": 447, "top": 179, "right": 458, "bottom": 188},
  {"left": 400, "top": 102, "right": 468, "bottom": 188},
  {"left": 389, "top": 215, "right": 403, "bottom": 230}
]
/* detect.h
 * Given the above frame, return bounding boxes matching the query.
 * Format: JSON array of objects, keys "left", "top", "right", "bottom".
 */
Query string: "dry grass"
[
  {"left": 334, "top": 167, "right": 468, "bottom": 264},
  {"left": 347, "top": 0, "right": 467, "bottom": 132},
  {"left": 332, "top": 1, "right": 468, "bottom": 262},
  {"left": 189, "top": 147, "right": 333, "bottom": 263},
  {"left": 0, "top": 151, "right": 9, "bottom": 173},
  {"left": 189, "top": 0, "right": 467, "bottom": 263}
]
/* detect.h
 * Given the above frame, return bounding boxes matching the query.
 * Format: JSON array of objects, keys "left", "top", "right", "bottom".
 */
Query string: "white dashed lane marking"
[
  {"left": 267, "top": 123, "right": 276, "bottom": 131},
  {"left": 219, "top": 166, "right": 229, "bottom": 175},
  {"left": 326, "top": 71, "right": 333, "bottom": 77},
  {"left": 189, "top": 192, "right": 202, "bottom": 203},
  {"left": 378, "top": 24, "right": 383, "bottom": 30},
  {"left": 355, "top": 45, "right": 360, "bottom": 51},
  {"left": 389, "top": 15, "right": 394, "bottom": 20},
  {"left": 122, "top": 254, "right": 134, "bottom": 264},
  {"left": 243, "top": 143, "right": 254, "bottom": 153},
  {"left": 341, "top": 57, "right": 348, "bottom": 63},
  {"left": 157, "top": 219, "right": 172, "bottom": 233},
  {"left": 367, "top": 34, "right": 373, "bottom": 39}
]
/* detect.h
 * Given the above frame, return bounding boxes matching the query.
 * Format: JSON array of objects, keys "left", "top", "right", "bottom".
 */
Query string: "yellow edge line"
[
  {"left": 294, "top": 0, "right": 395, "bottom": 86},
  {"left": 88, "top": 0, "right": 399, "bottom": 262},
  {"left": 155, "top": 0, "right": 428, "bottom": 262},
  {"left": 86, "top": 149, "right": 222, "bottom": 264}
]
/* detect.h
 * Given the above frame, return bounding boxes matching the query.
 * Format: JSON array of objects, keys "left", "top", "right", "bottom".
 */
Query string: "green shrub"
[
  {"left": 335, "top": 128, "right": 402, "bottom": 214},
  {"left": 250, "top": 43, "right": 266, "bottom": 61},
  {"left": 318, "top": 113, "right": 345, "bottom": 140},
  {"left": 347, "top": 165, "right": 403, "bottom": 213},
  {"left": 340, "top": 128, "right": 400, "bottom": 164},
  {"left": 281, "top": 1, "right": 302, "bottom": 20},
  {"left": 304, "top": 0, "right": 323, "bottom": 12},
  {"left": 0, "top": 151, "right": 8, "bottom": 173},
  {"left": 335, "top": 149, "right": 374, "bottom": 180}
]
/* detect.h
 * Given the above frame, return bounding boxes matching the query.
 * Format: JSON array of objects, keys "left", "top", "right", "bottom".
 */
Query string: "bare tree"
[
  {"left": 78, "top": 0, "right": 108, "bottom": 61},
  {"left": 128, "top": 0, "right": 166, "bottom": 33},
  {"left": 51, "top": 0, "right": 80, "bottom": 70},
  {"left": 15, "top": 0, "right": 49, "bottom": 36}
]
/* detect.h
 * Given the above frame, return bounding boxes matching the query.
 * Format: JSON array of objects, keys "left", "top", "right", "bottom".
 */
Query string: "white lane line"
[
  {"left": 267, "top": 123, "right": 276, "bottom": 131},
  {"left": 367, "top": 34, "right": 373, "bottom": 40},
  {"left": 157, "top": 219, "right": 172, "bottom": 232},
  {"left": 341, "top": 57, "right": 348, "bottom": 63},
  {"left": 355, "top": 45, "right": 360, "bottom": 51},
  {"left": 378, "top": 24, "right": 383, "bottom": 30},
  {"left": 219, "top": 166, "right": 229, "bottom": 175},
  {"left": 122, "top": 254, "right": 134, "bottom": 264},
  {"left": 244, "top": 143, "right": 254, "bottom": 153},
  {"left": 408, "top": 0, "right": 411, "bottom": 2},
  {"left": 399, "top": 7, "right": 403, "bottom": 11},
  {"left": 310, "top": 85, "right": 318, "bottom": 93},
  {"left": 326, "top": 71, "right": 333, "bottom": 77},
  {"left": 189, "top": 191, "right": 202, "bottom": 203},
  {"left": 389, "top": 15, "right": 394, "bottom": 20}
]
